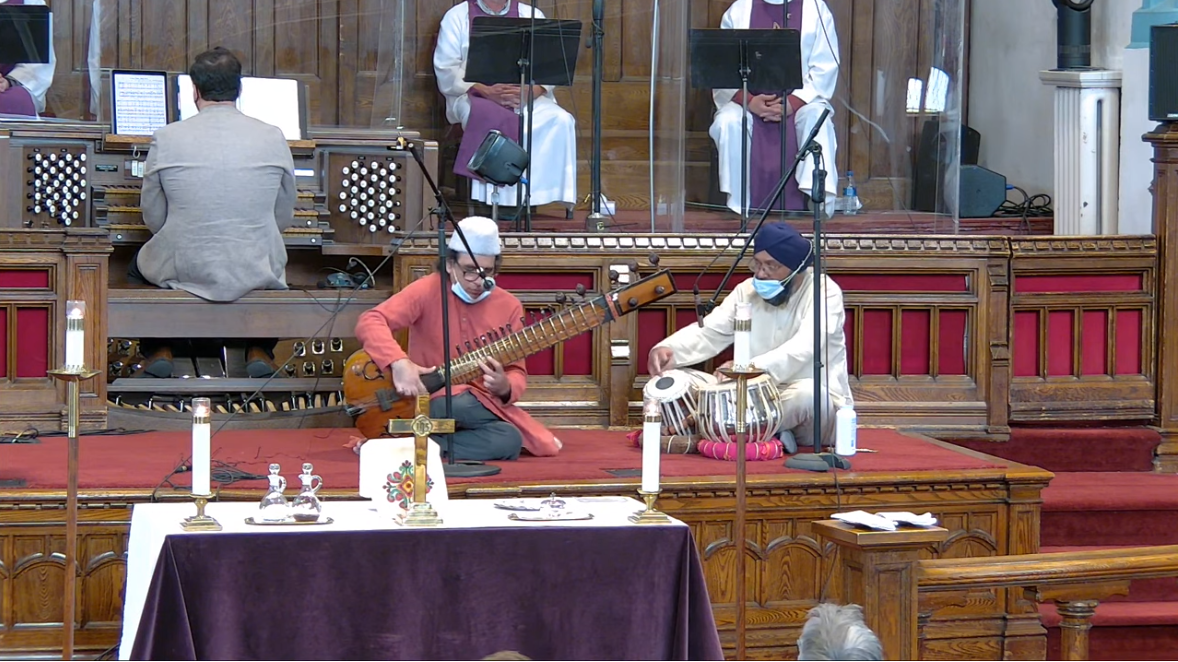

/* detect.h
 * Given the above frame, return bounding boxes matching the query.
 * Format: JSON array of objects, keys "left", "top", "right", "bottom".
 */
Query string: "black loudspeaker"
[
  {"left": 913, "top": 120, "right": 981, "bottom": 213},
  {"left": 1150, "top": 24, "right": 1178, "bottom": 122},
  {"left": 959, "top": 165, "right": 1007, "bottom": 219},
  {"left": 468, "top": 129, "right": 530, "bottom": 187}
]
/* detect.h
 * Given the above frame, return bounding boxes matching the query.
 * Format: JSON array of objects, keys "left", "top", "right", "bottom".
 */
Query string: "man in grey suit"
[{"left": 130, "top": 47, "right": 296, "bottom": 378}]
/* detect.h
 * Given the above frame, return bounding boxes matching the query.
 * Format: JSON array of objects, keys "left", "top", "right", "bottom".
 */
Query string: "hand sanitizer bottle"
[
  {"left": 842, "top": 171, "right": 862, "bottom": 216},
  {"left": 835, "top": 403, "right": 857, "bottom": 456}
]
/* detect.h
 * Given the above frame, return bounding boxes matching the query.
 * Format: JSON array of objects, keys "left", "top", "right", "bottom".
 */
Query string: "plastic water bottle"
[
  {"left": 842, "top": 171, "right": 862, "bottom": 215},
  {"left": 835, "top": 403, "right": 857, "bottom": 456}
]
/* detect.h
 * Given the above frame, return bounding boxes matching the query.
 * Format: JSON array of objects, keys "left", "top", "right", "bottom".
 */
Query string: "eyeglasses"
[
  {"left": 452, "top": 260, "right": 495, "bottom": 280},
  {"left": 748, "top": 259, "right": 788, "bottom": 279}
]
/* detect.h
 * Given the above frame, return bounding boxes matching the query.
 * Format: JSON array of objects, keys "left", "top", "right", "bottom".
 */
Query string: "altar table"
[{"left": 122, "top": 498, "right": 723, "bottom": 661}]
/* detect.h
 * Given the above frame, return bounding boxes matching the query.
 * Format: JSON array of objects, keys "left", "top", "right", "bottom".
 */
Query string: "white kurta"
[
  {"left": 710, "top": 0, "right": 840, "bottom": 214},
  {"left": 434, "top": 2, "right": 578, "bottom": 207},
  {"left": 5, "top": 0, "right": 56, "bottom": 113},
  {"left": 654, "top": 271, "right": 852, "bottom": 447}
]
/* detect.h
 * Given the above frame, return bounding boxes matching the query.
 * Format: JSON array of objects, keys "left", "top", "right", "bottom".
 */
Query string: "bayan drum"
[
  {"left": 642, "top": 368, "right": 717, "bottom": 436},
  {"left": 696, "top": 374, "right": 784, "bottom": 446}
]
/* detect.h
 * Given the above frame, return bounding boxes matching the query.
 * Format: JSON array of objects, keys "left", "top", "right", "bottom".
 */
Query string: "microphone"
[
  {"left": 483, "top": 276, "right": 496, "bottom": 292},
  {"left": 693, "top": 285, "right": 707, "bottom": 327}
]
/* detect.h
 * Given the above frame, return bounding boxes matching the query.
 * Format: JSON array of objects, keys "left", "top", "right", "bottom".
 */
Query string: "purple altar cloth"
[{"left": 129, "top": 526, "right": 723, "bottom": 661}]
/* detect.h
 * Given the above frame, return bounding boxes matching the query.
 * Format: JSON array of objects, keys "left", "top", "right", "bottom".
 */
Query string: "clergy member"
[
  {"left": 647, "top": 222, "right": 851, "bottom": 452},
  {"left": 434, "top": 0, "right": 577, "bottom": 211},
  {"left": 710, "top": 0, "right": 840, "bottom": 215},
  {"left": 0, "top": 0, "right": 56, "bottom": 117},
  {"left": 355, "top": 216, "right": 562, "bottom": 461}
]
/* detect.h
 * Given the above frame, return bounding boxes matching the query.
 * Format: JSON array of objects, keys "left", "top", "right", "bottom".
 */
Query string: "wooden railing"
[{"left": 813, "top": 520, "right": 1178, "bottom": 661}]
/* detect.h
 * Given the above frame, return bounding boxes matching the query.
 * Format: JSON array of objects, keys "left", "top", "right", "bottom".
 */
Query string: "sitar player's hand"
[
  {"left": 479, "top": 358, "right": 512, "bottom": 401},
  {"left": 391, "top": 358, "right": 434, "bottom": 398}
]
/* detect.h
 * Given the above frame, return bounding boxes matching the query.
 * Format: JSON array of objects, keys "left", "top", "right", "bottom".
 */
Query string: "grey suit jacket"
[{"left": 138, "top": 105, "right": 296, "bottom": 302}]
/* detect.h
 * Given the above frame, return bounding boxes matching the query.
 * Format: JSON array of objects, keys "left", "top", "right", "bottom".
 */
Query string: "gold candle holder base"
[
  {"left": 629, "top": 490, "right": 672, "bottom": 524},
  {"left": 402, "top": 501, "right": 443, "bottom": 528},
  {"left": 718, "top": 365, "right": 765, "bottom": 381},
  {"left": 181, "top": 494, "right": 223, "bottom": 532}
]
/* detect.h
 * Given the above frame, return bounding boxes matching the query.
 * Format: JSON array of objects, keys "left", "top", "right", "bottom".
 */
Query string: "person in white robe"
[
  {"left": 647, "top": 222, "right": 851, "bottom": 452},
  {"left": 434, "top": 0, "right": 578, "bottom": 209},
  {"left": 710, "top": 0, "right": 840, "bottom": 215}
]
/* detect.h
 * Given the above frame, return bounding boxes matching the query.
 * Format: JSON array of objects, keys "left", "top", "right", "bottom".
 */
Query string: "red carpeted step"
[
  {"left": 1041, "top": 546, "right": 1178, "bottom": 602},
  {"left": 1042, "top": 472, "right": 1178, "bottom": 547},
  {"left": 946, "top": 427, "right": 1159, "bottom": 473}
]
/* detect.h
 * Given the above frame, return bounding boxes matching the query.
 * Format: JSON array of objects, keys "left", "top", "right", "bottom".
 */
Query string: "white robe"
[
  {"left": 653, "top": 271, "right": 852, "bottom": 447},
  {"left": 4, "top": 0, "right": 56, "bottom": 114},
  {"left": 434, "top": 2, "right": 578, "bottom": 208},
  {"left": 710, "top": 0, "right": 840, "bottom": 214}
]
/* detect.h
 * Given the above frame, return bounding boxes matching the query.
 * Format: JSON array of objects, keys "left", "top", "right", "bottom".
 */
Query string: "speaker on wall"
[
  {"left": 1150, "top": 23, "right": 1178, "bottom": 122},
  {"left": 959, "top": 165, "right": 1008, "bottom": 219},
  {"left": 913, "top": 120, "right": 982, "bottom": 213}
]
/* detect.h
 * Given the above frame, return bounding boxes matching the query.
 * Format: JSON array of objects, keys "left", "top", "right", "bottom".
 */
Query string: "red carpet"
[{"left": 0, "top": 427, "right": 1001, "bottom": 491}]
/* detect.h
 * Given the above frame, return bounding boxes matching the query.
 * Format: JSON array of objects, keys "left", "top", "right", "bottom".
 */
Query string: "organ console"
[{"left": 0, "top": 117, "right": 437, "bottom": 428}]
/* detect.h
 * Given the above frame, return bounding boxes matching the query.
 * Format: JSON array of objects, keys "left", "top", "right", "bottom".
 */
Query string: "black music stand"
[
  {"left": 690, "top": 28, "right": 801, "bottom": 231},
  {"left": 466, "top": 16, "right": 582, "bottom": 231},
  {"left": 0, "top": 4, "right": 51, "bottom": 64}
]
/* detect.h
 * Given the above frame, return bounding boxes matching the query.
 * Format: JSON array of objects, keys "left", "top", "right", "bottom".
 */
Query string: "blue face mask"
[
  {"left": 452, "top": 279, "right": 494, "bottom": 304},
  {"left": 752, "top": 278, "right": 786, "bottom": 301}
]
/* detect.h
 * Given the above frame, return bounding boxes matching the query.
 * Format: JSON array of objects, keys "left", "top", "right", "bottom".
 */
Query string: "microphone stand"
[
  {"left": 508, "top": 8, "right": 539, "bottom": 232},
  {"left": 399, "top": 139, "right": 502, "bottom": 479},
  {"left": 586, "top": 0, "right": 607, "bottom": 231},
  {"left": 739, "top": 43, "right": 752, "bottom": 232}
]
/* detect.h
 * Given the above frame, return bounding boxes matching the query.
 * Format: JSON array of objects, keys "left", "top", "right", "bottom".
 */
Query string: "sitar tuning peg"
[
  {"left": 627, "top": 259, "right": 640, "bottom": 273},
  {"left": 609, "top": 269, "right": 619, "bottom": 283},
  {"left": 648, "top": 253, "right": 660, "bottom": 266},
  {"left": 575, "top": 283, "right": 587, "bottom": 296},
  {"left": 465, "top": 341, "right": 474, "bottom": 352},
  {"left": 555, "top": 292, "right": 567, "bottom": 305},
  {"left": 456, "top": 345, "right": 464, "bottom": 356}
]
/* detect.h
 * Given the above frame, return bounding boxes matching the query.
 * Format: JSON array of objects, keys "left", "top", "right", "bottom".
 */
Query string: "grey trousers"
[{"left": 429, "top": 391, "right": 523, "bottom": 461}]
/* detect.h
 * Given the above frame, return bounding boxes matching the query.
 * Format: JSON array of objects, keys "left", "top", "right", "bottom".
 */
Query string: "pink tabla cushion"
[{"left": 697, "top": 438, "right": 785, "bottom": 462}]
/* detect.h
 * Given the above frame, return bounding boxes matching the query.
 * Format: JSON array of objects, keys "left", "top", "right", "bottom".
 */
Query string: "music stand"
[
  {"left": 466, "top": 16, "right": 582, "bottom": 231},
  {"left": 690, "top": 28, "right": 801, "bottom": 230},
  {"left": 0, "top": 4, "right": 51, "bottom": 64}
]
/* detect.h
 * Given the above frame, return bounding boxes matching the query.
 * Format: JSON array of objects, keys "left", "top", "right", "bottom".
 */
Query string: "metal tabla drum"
[
  {"left": 696, "top": 374, "right": 784, "bottom": 445},
  {"left": 642, "top": 368, "right": 717, "bottom": 436}
]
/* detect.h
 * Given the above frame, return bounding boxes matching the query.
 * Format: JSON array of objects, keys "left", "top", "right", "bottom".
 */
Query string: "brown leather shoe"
[
  {"left": 246, "top": 346, "right": 277, "bottom": 378},
  {"left": 135, "top": 346, "right": 174, "bottom": 378}
]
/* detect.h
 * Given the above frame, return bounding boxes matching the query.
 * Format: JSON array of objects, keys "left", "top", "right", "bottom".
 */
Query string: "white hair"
[{"left": 797, "top": 603, "right": 884, "bottom": 661}]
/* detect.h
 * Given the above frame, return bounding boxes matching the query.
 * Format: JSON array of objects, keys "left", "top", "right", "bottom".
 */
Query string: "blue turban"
[{"left": 754, "top": 223, "right": 813, "bottom": 272}]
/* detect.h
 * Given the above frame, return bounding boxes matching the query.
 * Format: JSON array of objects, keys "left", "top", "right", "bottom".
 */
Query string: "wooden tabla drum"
[
  {"left": 695, "top": 374, "right": 784, "bottom": 446},
  {"left": 642, "top": 368, "right": 716, "bottom": 436}
]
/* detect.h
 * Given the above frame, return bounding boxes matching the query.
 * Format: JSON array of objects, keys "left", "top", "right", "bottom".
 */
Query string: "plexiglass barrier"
[{"left": 3, "top": 0, "right": 965, "bottom": 234}]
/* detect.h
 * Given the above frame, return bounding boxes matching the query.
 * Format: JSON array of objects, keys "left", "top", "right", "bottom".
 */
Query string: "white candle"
[
  {"left": 734, "top": 302, "right": 752, "bottom": 368},
  {"left": 191, "top": 398, "right": 212, "bottom": 496},
  {"left": 65, "top": 300, "right": 85, "bottom": 370},
  {"left": 642, "top": 402, "right": 661, "bottom": 493}
]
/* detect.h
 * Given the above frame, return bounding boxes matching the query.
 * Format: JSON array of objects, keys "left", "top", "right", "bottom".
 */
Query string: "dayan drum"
[
  {"left": 696, "top": 374, "right": 784, "bottom": 445},
  {"left": 642, "top": 368, "right": 717, "bottom": 436}
]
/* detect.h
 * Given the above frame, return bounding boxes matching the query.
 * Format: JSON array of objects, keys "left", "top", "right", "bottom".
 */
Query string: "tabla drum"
[
  {"left": 696, "top": 374, "right": 784, "bottom": 446},
  {"left": 642, "top": 368, "right": 717, "bottom": 436}
]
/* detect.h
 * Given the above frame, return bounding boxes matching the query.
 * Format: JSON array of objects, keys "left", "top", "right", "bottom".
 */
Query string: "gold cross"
[{"left": 386, "top": 394, "right": 455, "bottom": 507}]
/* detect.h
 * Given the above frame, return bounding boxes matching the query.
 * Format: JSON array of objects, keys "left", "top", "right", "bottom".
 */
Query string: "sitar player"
[
  {"left": 354, "top": 216, "right": 562, "bottom": 460},
  {"left": 647, "top": 222, "right": 852, "bottom": 453}
]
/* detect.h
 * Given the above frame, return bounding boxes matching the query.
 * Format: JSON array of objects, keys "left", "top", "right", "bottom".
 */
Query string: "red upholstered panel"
[
  {"left": 636, "top": 309, "right": 669, "bottom": 376},
  {"left": 1013, "top": 310, "right": 1040, "bottom": 377},
  {"left": 900, "top": 310, "right": 931, "bottom": 375},
  {"left": 1015, "top": 274, "right": 1143, "bottom": 293},
  {"left": 526, "top": 347, "right": 555, "bottom": 376},
  {"left": 860, "top": 310, "right": 893, "bottom": 375},
  {"left": 495, "top": 273, "right": 595, "bottom": 292},
  {"left": 1116, "top": 309, "right": 1143, "bottom": 375},
  {"left": 0, "top": 307, "right": 7, "bottom": 378},
  {"left": 562, "top": 330, "right": 593, "bottom": 376},
  {"left": 673, "top": 272, "right": 749, "bottom": 294},
  {"left": 833, "top": 274, "right": 969, "bottom": 293},
  {"left": 15, "top": 307, "right": 49, "bottom": 378},
  {"left": 1081, "top": 310, "right": 1109, "bottom": 376},
  {"left": 937, "top": 310, "right": 968, "bottom": 375},
  {"left": 675, "top": 308, "right": 697, "bottom": 329},
  {"left": 844, "top": 309, "right": 857, "bottom": 376},
  {"left": 1047, "top": 310, "right": 1074, "bottom": 376},
  {"left": 0, "top": 269, "right": 50, "bottom": 289}
]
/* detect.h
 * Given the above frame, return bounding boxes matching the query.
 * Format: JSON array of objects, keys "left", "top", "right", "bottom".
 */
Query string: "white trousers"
[
  {"left": 454, "top": 95, "right": 578, "bottom": 207},
  {"left": 709, "top": 100, "right": 840, "bottom": 214},
  {"left": 778, "top": 378, "right": 843, "bottom": 449}
]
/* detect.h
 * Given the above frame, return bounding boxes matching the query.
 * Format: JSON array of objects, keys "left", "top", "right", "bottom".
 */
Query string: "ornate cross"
[{"left": 386, "top": 394, "right": 455, "bottom": 526}]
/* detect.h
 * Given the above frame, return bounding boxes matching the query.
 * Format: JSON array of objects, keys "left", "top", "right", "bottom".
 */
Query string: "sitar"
[{"left": 343, "top": 269, "right": 677, "bottom": 438}]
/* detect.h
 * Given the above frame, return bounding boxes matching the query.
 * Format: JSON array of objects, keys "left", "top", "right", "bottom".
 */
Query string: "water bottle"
[
  {"left": 835, "top": 403, "right": 857, "bottom": 456},
  {"left": 842, "top": 171, "right": 862, "bottom": 215}
]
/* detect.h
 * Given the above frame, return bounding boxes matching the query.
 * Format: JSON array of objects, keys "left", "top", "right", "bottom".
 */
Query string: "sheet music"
[
  {"left": 177, "top": 74, "right": 303, "bottom": 140},
  {"left": 112, "top": 72, "right": 168, "bottom": 136}
]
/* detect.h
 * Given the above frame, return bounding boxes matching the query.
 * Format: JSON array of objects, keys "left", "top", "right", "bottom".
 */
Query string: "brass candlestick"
[
  {"left": 47, "top": 366, "right": 100, "bottom": 662},
  {"left": 181, "top": 493, "right": 223, "bottom": 531},
  {"left": 629, "top": 489, "right": 672, "bottom": 524},
  {"left": 718, "top": 362, "right": 765, "bottom": 662}
]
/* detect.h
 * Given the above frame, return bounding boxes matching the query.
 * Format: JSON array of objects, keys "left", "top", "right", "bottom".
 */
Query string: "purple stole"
[
  {"left": 454, "top": 0, "right": 522, "bottom": 182},
  {"left": 748, "top": 0, "right": 805, "bottom": 211},
  {"left": 0, "top": 0, "right": 38, "bottom": 116}
]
